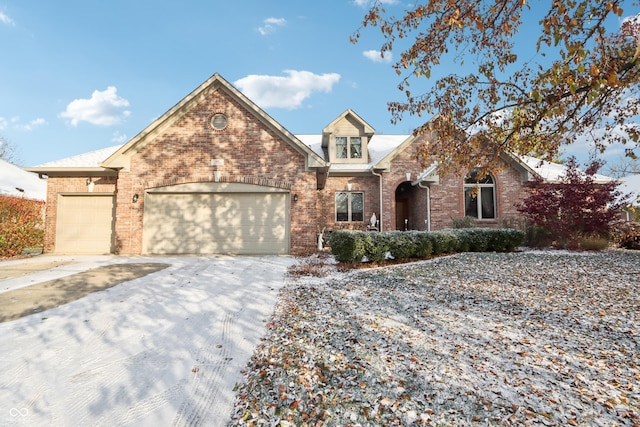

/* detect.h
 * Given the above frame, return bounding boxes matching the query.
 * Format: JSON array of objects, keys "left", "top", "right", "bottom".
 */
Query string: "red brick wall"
[
  {"left": 319, "top": 175, "right": 381, "bottom": 232},
  {"left": 43, "top": 176, "right": 116, "bottom": 253},
  {"left": 429, "top": 164, "right": 528, "bottom": 230},
  {"left": 112, "top": 89, "right": 316, "bottom": 255}
]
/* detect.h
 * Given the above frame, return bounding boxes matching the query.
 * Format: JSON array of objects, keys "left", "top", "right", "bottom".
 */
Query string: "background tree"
[
  {"left": 605, "top": 154, "right": 640, "bottom": 177},
  {"left": 353, "top": 1, "right": 640, "bottom": 174},
  {"left": 517, "top": 157, "right": 627, "bottom": 248},
  {"left": 0, "top": 135, "right": 21, "bottom": 165}
]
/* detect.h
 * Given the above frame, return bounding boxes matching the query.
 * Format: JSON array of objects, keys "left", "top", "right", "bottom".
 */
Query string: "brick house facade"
[{"left": 28, "top": 73, "right": 543, "bottom": 255}]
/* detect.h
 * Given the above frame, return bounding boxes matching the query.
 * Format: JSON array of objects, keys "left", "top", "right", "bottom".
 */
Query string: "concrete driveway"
[{"left": 0, "top": 255, "right": 294, "bottom": 426}]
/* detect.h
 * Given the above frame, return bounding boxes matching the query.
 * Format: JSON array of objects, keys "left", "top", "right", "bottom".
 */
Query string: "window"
[
  {"left": 210, "top": 113, "right": 228, "bottom": 130},
  {"left": 336, "top": 192, "right": 364, "bottom": 222},
  {"left": 464, "top": 170, "right": 496, "bottom": 219},
  {"left": 335, "top": 136, "right": 363, "bottom": 159}
]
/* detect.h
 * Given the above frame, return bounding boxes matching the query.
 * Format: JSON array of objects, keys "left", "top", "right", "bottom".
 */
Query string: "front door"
[{"left": 396, "top": 198, "right": 409, "bottom": 230}]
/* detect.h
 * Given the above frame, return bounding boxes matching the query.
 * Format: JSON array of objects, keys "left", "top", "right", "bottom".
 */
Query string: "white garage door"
[
  {"left": 143, "top": 183, "right": 289, "bottom": 255},
  {"left": 56, "top": 194, "right": 115, "bottom": 254}
]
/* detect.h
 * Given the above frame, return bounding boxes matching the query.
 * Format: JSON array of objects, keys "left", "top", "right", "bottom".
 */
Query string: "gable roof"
[
  {"left": 299, "top": 133, "right": 410, "bottom": 173},
  {"left": 322, "top": 109, "right": 375, "bottom": 136},
  {"left": 101, "top": 73, "right": 326, "bottom": 171}
]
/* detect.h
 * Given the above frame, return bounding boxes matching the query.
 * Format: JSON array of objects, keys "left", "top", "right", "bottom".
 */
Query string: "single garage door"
[
  {"left": 55, "top": 194, "right": 115, "bottom": 254},
  {"left": 143, "top": 183, "right": 289, "bottom": 255}
]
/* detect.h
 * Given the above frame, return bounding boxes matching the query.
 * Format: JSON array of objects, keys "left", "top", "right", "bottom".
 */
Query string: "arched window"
[{"left": 464, "top": 169, "right": 496, "bottom": 219}]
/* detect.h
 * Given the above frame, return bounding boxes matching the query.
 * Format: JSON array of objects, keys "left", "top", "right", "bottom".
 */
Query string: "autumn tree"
[
  {"left": 517, "top": 157, "right": 626, "bottom": 248},
  {"left": 352, "top": 1, "right": 640, "bottom": 174}
]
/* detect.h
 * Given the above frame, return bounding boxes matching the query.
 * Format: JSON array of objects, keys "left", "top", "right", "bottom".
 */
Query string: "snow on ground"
[
  {"left": 0, "top": 255, "right": 294, "bottom": 427},
  {"left": 230, "top": 250, "right": 640, "bottom": 426}
]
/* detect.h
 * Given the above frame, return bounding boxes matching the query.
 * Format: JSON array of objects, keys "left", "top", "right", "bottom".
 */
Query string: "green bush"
[
  {"left": 524, "top": 225, "right": 554, "bottom": 248},
  {"left": 458, "top": 228, "right": 489, "bottom": 252},
  {"left": 451, "top": 216, "right": 477, "bottom": 228},
  {"left": 329, "top": 228, "right": 525, "bottom": 263},
  {"left": 0, "top": 196, "right": 44, "bottom": 258},
  {"left": 386, "top": 231, "right": 416, "bottom": 259},
  {"left": 368, "top": 232, "right": 390, "bottom": 262},
  {"left": 412, "top": 232, "right": 433, "bottom": 258},
  {"left": 329, "top": 230, "right": 361, "bottom": 263}
]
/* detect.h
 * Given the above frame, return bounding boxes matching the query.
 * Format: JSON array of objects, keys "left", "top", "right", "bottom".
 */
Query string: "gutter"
[{"left": 370, "top": 168, "right": 383, "bottom": 231}]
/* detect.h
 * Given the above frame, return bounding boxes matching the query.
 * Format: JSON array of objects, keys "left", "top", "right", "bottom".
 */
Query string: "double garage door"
[
  {"left": 143, "top": 183, "right": 290, "bottom": 255},
  {"left": 55, "top": 184, "right": 290, "bottom": 255}
]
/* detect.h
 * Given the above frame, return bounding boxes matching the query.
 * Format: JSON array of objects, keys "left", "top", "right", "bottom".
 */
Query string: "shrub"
[
  {"left": 493, "top": 228, "right": 526, "bottom": 251},
  {"left": 578, "top": 237, "right": 610, "bottom": 251},
  {"left": 517, "top": 157, "right": 627, "bottom": 248},
  {"left": 451, "top": 216, "right": 477, "bottom": 228},
  {"left": 462, "top": 228, "right": 490, "bottom": 251},
  {"left": 367, "top": 232, "right": 389, "bottom": 262},
  {"left": 0, "top": 196, "right": 44, "bottom": 258},
  {"left": 610, "top": 221, "right": 640, "bottom": 250},
  {"left": 329, "top": 229, "right": 525, "bottom": 263},
  {"left": 386, "top": 231, "right": 417, "bottom": 259},
  {"left": 329, "top": 230, "right": 362, "bottom": 263},
  {"left": 412, "top": 232, "right": 433, "bottom": 258}
]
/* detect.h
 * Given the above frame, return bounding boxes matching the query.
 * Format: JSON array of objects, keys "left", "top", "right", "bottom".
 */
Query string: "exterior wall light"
[
  {"left": 293, "top": 194, "right": 298, "bottom": 202},
  {"left": 132, "top": 194, "right": 139, "bottom": 203}
]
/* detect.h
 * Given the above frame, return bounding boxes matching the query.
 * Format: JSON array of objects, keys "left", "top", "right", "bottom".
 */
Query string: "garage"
[
  {"left": 142, "top": 182, "right": 290, "bottom": 255},
  {"left": 55, "top": 194, "right": 115, "bottom": 254}
]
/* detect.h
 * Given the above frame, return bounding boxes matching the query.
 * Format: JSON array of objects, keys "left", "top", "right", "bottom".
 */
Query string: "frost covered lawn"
[{"left": 230, "top": 250, "right": 640, "bottom": 426}]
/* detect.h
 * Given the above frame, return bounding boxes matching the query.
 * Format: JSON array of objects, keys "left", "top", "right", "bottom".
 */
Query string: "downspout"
[
  {"left": 418, "top": 182, "right": 431, "bottom": 231},
  {"left": 371, "top": 168, "right": 383, "bottom": 231}
]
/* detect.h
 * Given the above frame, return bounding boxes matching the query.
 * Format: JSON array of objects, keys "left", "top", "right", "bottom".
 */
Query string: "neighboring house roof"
[
  {"left": 25, "top": 145, "right": 122, "bottom": 178},
  {"left": 517, "top": 154, "right": 614, "bottom": 184},
  {"left": 619, "top": 174, "right": 640, "bottom": 205},
  {"left": 0, "top": 158, "right": 47, "bottom": 200},
  {"left": 36, "top": 145, "right": 123, "bottom": 168}
]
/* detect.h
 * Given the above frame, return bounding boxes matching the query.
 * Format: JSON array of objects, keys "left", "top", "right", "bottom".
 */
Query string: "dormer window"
[
  {"left": 322, "top": 110, "right": 374, "bottom": 164},
  {"left": 335, "top": 136, "right": 362, "bottom": 159}
]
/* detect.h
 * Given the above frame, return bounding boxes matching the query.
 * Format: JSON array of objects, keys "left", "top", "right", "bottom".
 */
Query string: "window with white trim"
[
  {"left": 464, "top": 169, "right": 496, "bottom": 219},
  {"left": 336, "top": 192, "right": 364, "bottom": 222},
  {"left": 335, "top": 137, "right": 363, "bottom": 159}
]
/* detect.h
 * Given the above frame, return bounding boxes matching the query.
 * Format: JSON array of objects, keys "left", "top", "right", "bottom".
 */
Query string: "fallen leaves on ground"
[{"left": 229, "top": 250, "right": 640, "bottom": 426}]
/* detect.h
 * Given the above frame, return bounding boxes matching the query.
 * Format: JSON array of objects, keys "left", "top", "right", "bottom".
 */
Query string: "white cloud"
[
  {"left": 0, "top": 11, "right": 15, "bottom": 26},
  {"left": 353, "top": 0, "right": 398, "bottom": 7},
  {"left": 111, "top": 131, "right": 128, "bottom": 144},
  {"left": 258, "top": 17, "right": 287, "bottom": 36},
  {"left": 16, "top": 118, "right": 47, "bottom": 131},
  {"left": 59, "top": 86, "right": 131, "bottom": 127},
  {"left": 363, "top": 49, "right": 393, "bottom": 63},
  {"left": 234, "top": 70, "right": 341, "bottom": 109},
  {"left": 0, "top": 117, "right": 7, "bottom": 130}
]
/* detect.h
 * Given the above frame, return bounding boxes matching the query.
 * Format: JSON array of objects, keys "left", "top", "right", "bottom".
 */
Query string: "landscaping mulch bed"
[{"left": 229, "top": 250, "right": 640, "bottom": 426}]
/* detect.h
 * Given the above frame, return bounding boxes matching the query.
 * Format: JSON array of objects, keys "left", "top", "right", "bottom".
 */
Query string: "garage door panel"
[
  {"left": 56, "top": 195, "right": 115, "bottom": 254},
  {"left": 143, "top": 192, "right": 289, "bottom": 255}
]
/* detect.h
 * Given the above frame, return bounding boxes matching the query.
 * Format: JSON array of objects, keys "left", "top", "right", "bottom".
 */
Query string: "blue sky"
[{"left": 0, "top": 1, "right": 637, "bottom": 168}]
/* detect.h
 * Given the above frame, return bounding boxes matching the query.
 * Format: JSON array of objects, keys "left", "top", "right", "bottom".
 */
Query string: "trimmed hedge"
[{"left": 329, "top": 228, "right": 525, "bottom": 263}]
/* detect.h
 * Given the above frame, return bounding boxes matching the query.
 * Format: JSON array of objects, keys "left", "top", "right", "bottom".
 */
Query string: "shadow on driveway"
[{"left": 0, "top": 263, "right": 169, "bottom": 322}]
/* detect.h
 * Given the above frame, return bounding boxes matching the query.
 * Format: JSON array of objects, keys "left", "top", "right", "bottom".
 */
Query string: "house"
[
  {"left": 27, "top": 73, "right": 557, "bottom": 255},
  {"left": 0, "top": 158, "right": 47, "bottom": 200}
]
